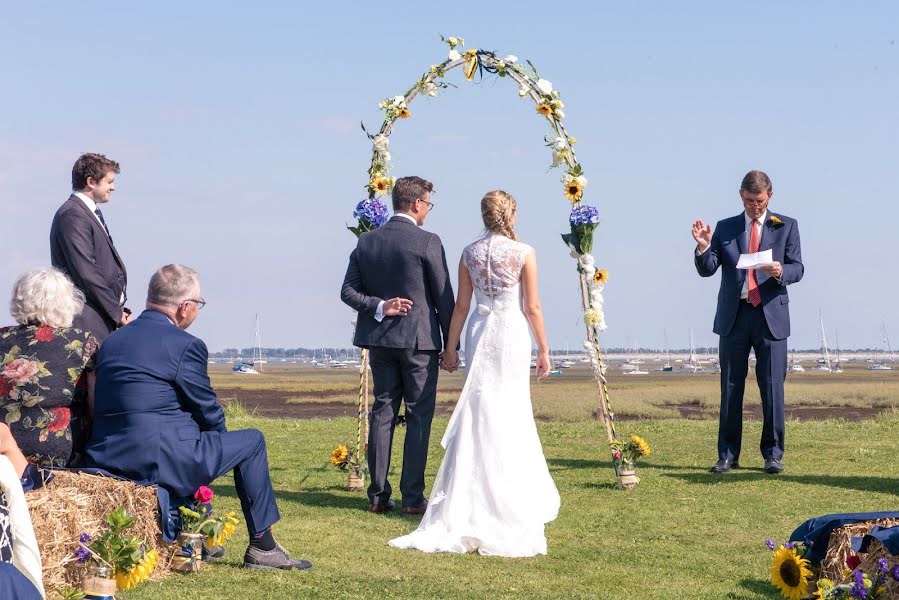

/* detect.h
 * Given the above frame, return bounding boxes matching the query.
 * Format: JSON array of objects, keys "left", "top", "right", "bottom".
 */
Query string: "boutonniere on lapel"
[{"left": 767, "top": 215, "right": 784, "bottom": 229}]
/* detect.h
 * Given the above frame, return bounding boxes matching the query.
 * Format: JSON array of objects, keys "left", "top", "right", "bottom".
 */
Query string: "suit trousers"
[
  {"left": 216, "top": 429, "right": 280, "bottom": 535},
  {"left": 73, "top": 303, "right": 116, "bottom": 343},
  {"left": 718, "top": 301, "right": 788, "bottom": 462},
  {"left": 367, "top": 347, "right": 439, "bottom": 508}
]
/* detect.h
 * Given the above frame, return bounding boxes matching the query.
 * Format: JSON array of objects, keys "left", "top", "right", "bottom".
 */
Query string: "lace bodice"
[{"left": 462, "top": 234, "right": 533, "bottom": 302}]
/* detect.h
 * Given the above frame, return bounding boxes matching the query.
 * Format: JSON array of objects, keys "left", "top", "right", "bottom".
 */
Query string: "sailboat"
[
  {"left": 814, "top": 310, "right": 833, "bottom": 372},
  {"left": 831, "top": 331, "right": 844, "bottom": 373},
  {"left": 789, "top": 352, "right": 805, "bottom": 373},
  {"left": 868, "top": 317, "right": 894, "bottom": 371},
  {"left": 232, "top": 314, "right": 263, "bottom": 375},
  {"left": 660, "top": 330, "right": 673, "bottom": 372},
  {"left": 680, "top": 329, "right": 703, "bottom": 372}
]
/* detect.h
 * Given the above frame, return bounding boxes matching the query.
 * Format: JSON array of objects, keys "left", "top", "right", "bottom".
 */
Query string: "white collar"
[
  {"left": 74, "top": 191, "right": 98, "bottom": 212},
  {"left": 393, "top": 213, "right": 419, "bottom": 226},
  {"left": 744, "top": 209, "right": 768, "bottom": 227}
]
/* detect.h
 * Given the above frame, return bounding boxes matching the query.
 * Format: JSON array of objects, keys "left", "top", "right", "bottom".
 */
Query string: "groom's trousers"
[
  {"left": 717, "top": 301, "right": 788, "bottom": 463},
  {"left": 367, "top": 347, "right": 438, "bottom": 508}
]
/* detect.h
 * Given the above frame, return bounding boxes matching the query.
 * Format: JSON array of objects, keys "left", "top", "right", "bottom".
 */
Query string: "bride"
[{"left": 388, "top": 190, "right": 560, "bottom": 557}]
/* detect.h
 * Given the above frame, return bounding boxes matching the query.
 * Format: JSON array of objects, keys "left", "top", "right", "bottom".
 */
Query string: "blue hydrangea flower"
[
  {"left": 569, "top": 205, "right": 599, "bottom": 227},
  {"left": 353, "top": 199, "right": 389, "bottom": 229}
]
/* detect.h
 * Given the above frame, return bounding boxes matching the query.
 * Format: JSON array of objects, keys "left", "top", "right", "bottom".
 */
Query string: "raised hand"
[
  {"left": 383, "top": 297, "right": 413, "bottom": 317},
  {"left": 692, "top": 219, "right": 712, "bottom": 251}
]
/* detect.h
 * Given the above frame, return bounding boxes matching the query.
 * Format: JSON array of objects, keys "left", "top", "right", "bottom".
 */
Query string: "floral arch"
[{"left": 345, "top": 36, "right": 648, "bottom": 489}]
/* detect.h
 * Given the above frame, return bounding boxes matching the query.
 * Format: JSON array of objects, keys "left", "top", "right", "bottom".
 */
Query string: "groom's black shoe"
[
  {"left": 764, "top": 458, "right": 784, "bottom": 474},
  {"left": 709, "top": 458, "right": 739, "bottom": 473},
  {"left": 402, "top": 502, "right": 427, "bottom": 516},
  {"left": 369, "top": 499, "right": 396, "bottom": 514}
]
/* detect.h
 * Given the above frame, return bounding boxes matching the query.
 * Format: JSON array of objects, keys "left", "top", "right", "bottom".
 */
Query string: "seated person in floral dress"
[{"left": 0, "top": 267, "right": 98, "bottom": 470}]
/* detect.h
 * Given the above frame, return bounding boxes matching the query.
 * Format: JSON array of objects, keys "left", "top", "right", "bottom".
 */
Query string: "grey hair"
[
  {"left": 147, "top": 264, "right": 200, "bottom": 307},
  {"left": 9, "top": 267, "right": 85, "bottom": 328}
]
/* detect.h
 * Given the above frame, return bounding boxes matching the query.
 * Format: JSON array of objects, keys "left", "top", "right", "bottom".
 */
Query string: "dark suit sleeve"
[
  {"left": 175, "top": 338, "right": 227, "bottom": 433},
  {"left": 694, "top": 226, "right": 722, "bottom": 278},
  {"left": 779, "top": 220, "right": 804, "bottom": 285},
  {"left": 55, "top": 209, "right": 123, "bottom": 324},
  {"left": 423, "top": 234, "right": 455, "bottom": 349},
  {"left": 340, "top": 246, "right": 382, "bottom": 315}
]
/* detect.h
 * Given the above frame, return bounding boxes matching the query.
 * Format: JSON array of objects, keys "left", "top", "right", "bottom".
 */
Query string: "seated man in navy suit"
[{"left": 86, "top": 264, "right": 311, "bottom": 571}]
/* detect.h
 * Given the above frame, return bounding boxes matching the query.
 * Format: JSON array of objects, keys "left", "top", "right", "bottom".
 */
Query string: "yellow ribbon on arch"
[{"left": 463, "top": 49, "right": 479, "bottom": 80}]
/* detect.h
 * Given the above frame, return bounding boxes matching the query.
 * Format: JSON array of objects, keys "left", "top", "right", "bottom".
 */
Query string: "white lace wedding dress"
[{"left": 389, "top": 233, "right": 560, "bottom": 557}]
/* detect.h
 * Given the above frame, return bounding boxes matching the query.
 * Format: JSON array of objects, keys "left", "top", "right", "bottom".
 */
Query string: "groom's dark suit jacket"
[
  {"left": 694, "top": 211, "right": 803, "bottom": 340},
  {"left": 50, "top": 195, "right": 127, "bottom": 340},
  {"left": 340, "top": 216, "right": 454, "bottom": 350}
]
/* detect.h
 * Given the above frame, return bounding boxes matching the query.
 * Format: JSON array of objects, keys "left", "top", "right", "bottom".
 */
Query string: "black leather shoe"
[
  {"left": 709, "top": 458, "right": 739, "bottom": 473},
  {"left": 764, "top": 458, "right": 784, "bottom": 474},
  {"left": 368, "top": 499, "right": 396, "bottom": 514}
]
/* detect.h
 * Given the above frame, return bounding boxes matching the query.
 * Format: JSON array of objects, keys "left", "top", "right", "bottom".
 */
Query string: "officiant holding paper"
[{"left": 692, "top": 170, "right": 804, "bottom": 475}]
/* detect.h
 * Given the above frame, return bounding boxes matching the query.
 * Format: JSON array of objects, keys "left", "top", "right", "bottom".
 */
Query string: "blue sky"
[{"left": 1, "top": 2, "right": 897, "bottom": 352}]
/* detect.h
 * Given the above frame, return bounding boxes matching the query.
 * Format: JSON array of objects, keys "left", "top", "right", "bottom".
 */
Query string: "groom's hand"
[
  {"left": 440, "top": 350, "right": 460, "bottom": 372},
  {"left": 383, "top": 297, "right": 413, "bottom": 317}
]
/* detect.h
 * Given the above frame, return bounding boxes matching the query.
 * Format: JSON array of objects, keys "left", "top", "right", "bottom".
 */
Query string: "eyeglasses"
[
  {"left": 419, "top": 198, "right": 435, "bottom": 211},
  {"left": 182, "top": 298, "right": 206, "bottom": 310}
]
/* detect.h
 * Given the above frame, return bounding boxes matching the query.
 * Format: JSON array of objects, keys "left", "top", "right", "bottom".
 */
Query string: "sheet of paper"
[{"left": 736, "top": 249, "right": 773, "bottom": 270}]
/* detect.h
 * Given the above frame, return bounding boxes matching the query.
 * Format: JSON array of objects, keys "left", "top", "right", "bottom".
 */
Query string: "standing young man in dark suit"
[
  {"left": 340, "top": 176, "right": 455, "bottom": 515},
  {"left": 693, "top": 170, "right": 804, "bottom": 475},
  {"left": 50, "top": 153, "right": 130, "bottom": 342}
]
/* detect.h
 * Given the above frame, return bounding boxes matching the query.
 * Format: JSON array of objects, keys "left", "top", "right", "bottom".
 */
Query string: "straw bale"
[
  {"left": 819, "top": 518, "right": 899, "bottom": 581},
  {"left": 25, "top": 471, "right": 177, "bottom": 591}
]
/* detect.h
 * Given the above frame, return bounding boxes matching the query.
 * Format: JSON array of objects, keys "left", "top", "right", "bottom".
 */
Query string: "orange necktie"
[{"left": 747, "top": 219, "right": 761, "bottom": 307}]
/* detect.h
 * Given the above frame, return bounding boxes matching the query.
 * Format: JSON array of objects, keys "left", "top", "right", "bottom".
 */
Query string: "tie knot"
[{"left": 752, "top": 218, "right": 759, "bottom": 225}]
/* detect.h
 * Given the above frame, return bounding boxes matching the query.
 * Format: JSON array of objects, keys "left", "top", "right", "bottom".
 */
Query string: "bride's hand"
[
  {"left": 535, "top": 351, "right": 552, "bottom": 381},
  {"left": 441, "top": 349, "right": 459, "bottom": 372}
]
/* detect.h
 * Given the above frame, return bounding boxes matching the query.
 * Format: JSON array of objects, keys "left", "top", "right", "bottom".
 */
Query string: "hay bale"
[
  {"left": 855, "top": 540, "right": 899, "bottom": 599},
  {"left": 819, "top": 518, "right": 899, "bottom": 581},
  {"left": 25, "top": 471, "right": 176, "bottom": 591}
]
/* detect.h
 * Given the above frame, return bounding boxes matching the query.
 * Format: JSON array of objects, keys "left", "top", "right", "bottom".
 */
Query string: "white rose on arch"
[
  {"left": 504, "top": 54, "right": 518, "bottom": 64},
  {"left": 536, "top": 79, "right": 553, "bottom": 95},
  {"left": 448, "top": 49, "right": 461, "bottom": 61},
  {"left": 590, "top": 288, "right": 605, "bottom": 306},
  {"left": 578, "top": 254, "right": 595, "bottom": 269},
  {"left": 373, "top": 135, "right": 389, "bottom": 152}
]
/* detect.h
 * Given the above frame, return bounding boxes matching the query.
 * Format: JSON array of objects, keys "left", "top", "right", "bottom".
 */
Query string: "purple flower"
[
  {"left": 765, "top": 538, "right": 776, "bottom": 551},
  {"left": 353, "top": 199, "right": 389, "bottom": 229},
  {"left": 784, "top": 542, "right": 795, "bottom": 550},
  {"left": 79, "top": 532, "right": 92, "bottom": 544},
  {"left": 569, "top": 205, "right": 599, "bottom": 227},
  {"left": 892, "top": 564, "right": 899, "bottom": 581},
  {"left": 850, "top": 570, "right": 868, "bottom": 599},
  {"left": 878, "top": 558, "right": 889, "bottom": 574},
  {"left": 74, "top": 545, "right": 91, "bottom": 563}
]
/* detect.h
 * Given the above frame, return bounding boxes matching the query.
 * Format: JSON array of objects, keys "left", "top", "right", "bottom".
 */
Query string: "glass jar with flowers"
[
  {"left": 609, "top": 434, "right": 652, "bottom": 489},
  {"left": 331, "top": 443, "right": 367, "bottom": 490},
  {"left": 74, "top": 506, "right": 159, "bottom": 594},
  {"left": 175, "top": 485, "right": 240, "bottom": 573}
]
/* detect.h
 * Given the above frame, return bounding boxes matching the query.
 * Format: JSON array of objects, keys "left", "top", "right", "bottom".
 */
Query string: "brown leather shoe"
[
  {"left": 368, "top": 500, "right": 396, "bottom": 514},
  {"left": 402, "top": 503, "right": 427, "bottom": 516}
]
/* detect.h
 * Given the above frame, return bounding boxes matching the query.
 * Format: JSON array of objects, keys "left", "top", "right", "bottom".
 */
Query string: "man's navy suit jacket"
[
  {"left": 85, "top": 309, "right": 226, "bottom": 497},
  {"left": 694, "top": 212, "right": 804, "bottom": 340}
]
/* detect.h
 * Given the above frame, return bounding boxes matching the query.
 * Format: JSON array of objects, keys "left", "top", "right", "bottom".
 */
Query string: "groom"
[
  {"left": 340, "top": 176, "right": 455, "bottom": 515},
  {"left": 693, "top": 170, "right": 804, "bottom": 475}
]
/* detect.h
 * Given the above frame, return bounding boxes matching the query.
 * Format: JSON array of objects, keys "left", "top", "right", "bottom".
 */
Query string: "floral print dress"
[{"left": 0, "top": 324, "right": 97, "bottom": 467}]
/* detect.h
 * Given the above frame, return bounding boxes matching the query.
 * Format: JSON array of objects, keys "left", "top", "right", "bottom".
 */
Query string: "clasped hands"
[{"left": 691, "top": 219, "right": 782, "bottom": 278}]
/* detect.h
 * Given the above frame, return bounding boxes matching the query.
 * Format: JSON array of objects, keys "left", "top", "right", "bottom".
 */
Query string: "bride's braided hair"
[{"left": 480, "top": 190, "right": 518, "bottom": 240}]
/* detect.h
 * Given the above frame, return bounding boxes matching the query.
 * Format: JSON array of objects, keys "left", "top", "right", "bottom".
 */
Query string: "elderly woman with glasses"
[{"left": 0, "top": 267, "right": 98, "bottom": 474}]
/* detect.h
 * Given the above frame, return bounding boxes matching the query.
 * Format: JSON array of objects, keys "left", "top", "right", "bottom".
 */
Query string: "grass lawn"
[{"left": 122, "top": 412, "right": 899, "bottom": 600}]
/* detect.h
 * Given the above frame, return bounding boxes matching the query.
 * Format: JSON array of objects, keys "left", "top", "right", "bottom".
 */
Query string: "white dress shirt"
[
  {"left": 740, "top": 210, "right": 767, "bottom": 299},
  {"left": 374, "top": 213, "right": 419, "bottom": 322},
  {"left": 73, "top": 191, "right": 109, "bottom": 232}
]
